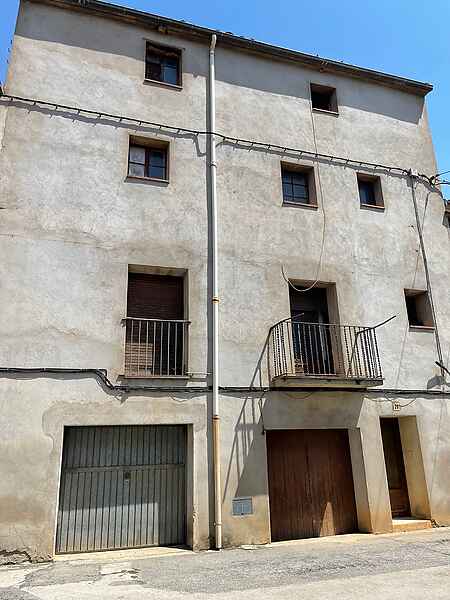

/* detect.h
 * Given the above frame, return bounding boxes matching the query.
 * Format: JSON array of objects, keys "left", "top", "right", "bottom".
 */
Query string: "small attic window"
[{"left": 310, "top": 83, "right": 338, "bottom": 113}]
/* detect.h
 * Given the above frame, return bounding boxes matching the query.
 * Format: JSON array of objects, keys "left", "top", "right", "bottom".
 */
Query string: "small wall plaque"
[{"left": 232, "top": 497, "right": 253, "bottom": 516}]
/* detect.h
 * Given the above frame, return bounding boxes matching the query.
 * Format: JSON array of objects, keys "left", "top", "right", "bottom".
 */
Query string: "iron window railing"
[
  {"left": 124, "top": 318, "right": 190, "bottom": 377},
  {"left": 268, "top": 318, "right": 383, "bottom": 382}
]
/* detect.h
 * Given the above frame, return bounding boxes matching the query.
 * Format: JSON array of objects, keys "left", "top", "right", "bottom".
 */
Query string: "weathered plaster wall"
[
  {"left": 219, "top": 393, "right": 450, "bottom": 547},
  {"left": 0, "top": 378, "right": 210, "bottom": 562},
  {"left": 0, "top": 0, "right": 449, "bottom": 560}
]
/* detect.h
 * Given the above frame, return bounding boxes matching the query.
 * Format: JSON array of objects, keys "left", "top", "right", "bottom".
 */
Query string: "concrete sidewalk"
[{"left": 0, "top": 528, "right": 449, "bottom": 599}]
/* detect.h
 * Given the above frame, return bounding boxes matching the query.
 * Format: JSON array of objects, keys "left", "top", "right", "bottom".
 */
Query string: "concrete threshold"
[
  {"left": 54, "top": 545, "right": 192, "bottom": 563},
  {"left": 392, "top": 517, "right": 433, "bottom": 532},
  {"left": 266, "top": 533, "right": 372, "bottom": 549},
  {"left": 266, "top": 527, "right": 442, "bottom": 549}
]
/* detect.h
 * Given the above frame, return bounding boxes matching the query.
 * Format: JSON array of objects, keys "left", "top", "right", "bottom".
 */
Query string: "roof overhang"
[{"left": 25, "top": 0, "right": 433, "bottom": 96}]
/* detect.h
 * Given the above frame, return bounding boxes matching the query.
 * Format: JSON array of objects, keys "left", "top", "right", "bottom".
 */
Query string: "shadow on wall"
[
  {"left": 16, "top": 3, "right": 209, "bottom": 79},
  {"left": 222, "top": 394, "right": 268, "bottom": 502},
  {"left": 222, "top": 392, "right": 366, "bottom": 503},
  {"left": 215, "top": 49, "right": 424, "bottom": 124},
  {"left": 18, "top": 3, "right": 424, "bottom": 124}
]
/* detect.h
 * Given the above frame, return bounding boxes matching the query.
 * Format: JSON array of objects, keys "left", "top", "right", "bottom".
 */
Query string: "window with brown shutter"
[{"left": 124, "top": 273, "right": 188, "bottom": 377}]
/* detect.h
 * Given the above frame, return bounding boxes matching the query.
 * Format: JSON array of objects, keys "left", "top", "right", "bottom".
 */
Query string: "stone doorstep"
[
  {"left": 392, "top": 517, "right": 433, "bottom": 533},
  {"left": 53, "top": 546, "right": 192, "bottom": 563}
]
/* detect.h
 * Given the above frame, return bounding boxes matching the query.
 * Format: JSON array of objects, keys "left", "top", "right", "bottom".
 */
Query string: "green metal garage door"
[{"left": 56, "top": 425, "right": 186, "bottom": 553}]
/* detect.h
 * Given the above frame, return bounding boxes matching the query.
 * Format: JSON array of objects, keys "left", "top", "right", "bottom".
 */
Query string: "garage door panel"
[
  {"left": 267, "top": 429, "right": 357, "bottom": 542},
  {"left": 56, "top": 425, "right": 186, "bottom": 553}
]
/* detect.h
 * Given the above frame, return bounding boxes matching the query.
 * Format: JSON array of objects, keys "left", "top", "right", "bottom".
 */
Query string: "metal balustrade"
[
  {"left": 268, "top": 318, "right": 383, "bottom": 383},
  {"left": 124, "top": 318, "right": 189, "bottom": 377}
]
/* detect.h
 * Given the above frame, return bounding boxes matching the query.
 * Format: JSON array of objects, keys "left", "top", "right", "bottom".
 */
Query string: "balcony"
[
  {"left": 124, "top": 317, "right": 190, "bottom": 378},
  {"left": 268, "top": 318, "right": 383, "bottom": 388}
]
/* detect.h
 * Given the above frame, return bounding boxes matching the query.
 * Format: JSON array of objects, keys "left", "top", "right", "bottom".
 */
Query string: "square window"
[
  {"left": 128, "top": 139, "right": 169, "bottom": 181},
  {"left": 281, "top": 164, "right": 316, "bottom": 206},
  {"left": 145, "top": 42, "right": 181, "bottom": 86},
  {"left": 310, "top": 83, "right": 338, "bottom": 113},
  {"left": 404, "top": 290, "right": 434, "bottom": 328},
  {"left": 357, "top": 174, "right": 384, "bottom": 208}
]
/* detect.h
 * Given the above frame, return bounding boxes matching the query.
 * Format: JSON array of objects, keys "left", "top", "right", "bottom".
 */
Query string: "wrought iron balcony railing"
[
  {"left": 268, "top": 318, "right": 383, "bottom": 384},
  {"left": 124, "top": 317, "right": 190, "bottom": 377}
]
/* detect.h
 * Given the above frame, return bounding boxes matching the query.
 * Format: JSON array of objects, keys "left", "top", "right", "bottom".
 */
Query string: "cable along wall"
[{"left": 0, "top": 91, "right": 447, "bottom": 383}]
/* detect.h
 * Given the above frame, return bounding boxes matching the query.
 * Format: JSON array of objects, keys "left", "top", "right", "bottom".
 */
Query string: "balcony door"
[
  {"left": 125, "top": 272, "right": 185, "bottom": 377},
  {"left": 289, "top": 286, "right": 335, "bottom": 376}
]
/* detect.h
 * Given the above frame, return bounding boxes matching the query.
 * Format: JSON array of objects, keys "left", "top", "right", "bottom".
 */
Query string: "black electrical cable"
[
  {"left": 1, "top": 91, "right": 439, "bottom": 185},
  {"left": 0, "top": 367, "right": 208, "bottom": 393},
  {"left": 0, "top": 368, "right": 449, "bottom": 396}
]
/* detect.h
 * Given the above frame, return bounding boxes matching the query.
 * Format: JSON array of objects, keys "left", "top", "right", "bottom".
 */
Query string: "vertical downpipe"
[{"left": 209, "top": 34, "right": 222, "bottom": 550}]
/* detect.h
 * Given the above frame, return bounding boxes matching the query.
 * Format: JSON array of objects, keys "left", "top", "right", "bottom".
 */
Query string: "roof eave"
[{"left": 25, "top": 0, "right": 434, "bottom": 96}]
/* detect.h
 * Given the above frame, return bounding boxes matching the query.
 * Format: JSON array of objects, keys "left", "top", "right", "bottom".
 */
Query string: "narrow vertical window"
[{"left": 125, "top": 271, "right": 188, "bottom": 377}]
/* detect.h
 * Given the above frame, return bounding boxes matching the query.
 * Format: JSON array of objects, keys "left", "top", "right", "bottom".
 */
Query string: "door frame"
[{"left": 379, "top": 416, "right": 431, "bottom": 521}]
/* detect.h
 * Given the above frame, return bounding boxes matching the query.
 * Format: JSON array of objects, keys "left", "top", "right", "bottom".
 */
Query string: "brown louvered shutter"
[
  {"left": 125, "top": 274, "right": 185, "bottom": 377},
  {"left": 127, "top": 273, "right": 184, "bottom": 320}
]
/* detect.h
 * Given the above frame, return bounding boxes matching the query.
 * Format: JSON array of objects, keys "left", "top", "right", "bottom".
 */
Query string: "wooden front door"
[
  {"left": 266, "top": 429, "right": 358, "bottom": 541},
  {"left": 380, "top": 418, "right": 410, "bottom": 517}
]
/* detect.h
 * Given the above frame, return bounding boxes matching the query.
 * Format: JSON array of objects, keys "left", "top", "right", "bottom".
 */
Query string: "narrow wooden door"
[
  {"left": 380, "top": 419, "right": 410, "bottom": 517},
  {"left": 266, "top": 429, "right": 357, "bottom": 541}
]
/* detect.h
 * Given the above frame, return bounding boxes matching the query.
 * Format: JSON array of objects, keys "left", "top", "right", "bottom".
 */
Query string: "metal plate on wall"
[{"left": 232, "top": 497, "right": 253, "bottom": 516}]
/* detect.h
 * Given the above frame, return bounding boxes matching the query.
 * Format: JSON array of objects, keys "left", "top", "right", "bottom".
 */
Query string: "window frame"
[
  {"left": 357, "top": 173, "right": 384, "bottom": 210},
  {"left": 281, "top": 162, "right": 318, "bottom": 208},
  {"left": 310, "top": 83, "right": 338, "bottom": 114},
  {"left": 404, "top": 289, "right": 434, "bottom": 330},
  {"left": 123, "top": 266, "right": 189, "bottom": 379},
  {"left": 144, "top": 40, "right": 183, "bottom": 88},
  {"left": 127, "top": 136, "right": 170, "bottom": 183}
]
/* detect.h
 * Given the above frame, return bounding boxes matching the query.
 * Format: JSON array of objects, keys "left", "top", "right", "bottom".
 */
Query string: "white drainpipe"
[{"left": 209, "top": 33, "right": 222, "bottom": 550}]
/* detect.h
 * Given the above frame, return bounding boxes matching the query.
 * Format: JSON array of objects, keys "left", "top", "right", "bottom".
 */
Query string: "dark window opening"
[
  {"left": 357, "top": 174, "right": 384, "bottom": 208},
  {"left": 145, "top": 42, "right": 181, "bottom": 86},
  {"left": 358, "top": 179, "right": 376, "bottom": 206},
  {"left": 310, "top": 83, "right": 337, "bottom": 112},
  {"left": 289, "top": 284, "right": 337, "bottom": 376},
  {"left": 404, "top": 290, "right": 434, "bottom": 328},
  {"left": 281, "top": 166, "right": 315, "bottom": 205},
  {"left": 128, "top": 143, "right": 168, "bottom": 181}
]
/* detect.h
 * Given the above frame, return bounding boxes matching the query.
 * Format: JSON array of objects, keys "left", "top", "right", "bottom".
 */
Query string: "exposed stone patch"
[{"left": 0, "top": 550, "right": 33, "bottom": 567}]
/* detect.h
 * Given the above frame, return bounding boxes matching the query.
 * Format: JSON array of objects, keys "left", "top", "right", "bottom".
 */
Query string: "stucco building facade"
[{"left": 0, "top": 0, "right": 449, "bottom": 562}]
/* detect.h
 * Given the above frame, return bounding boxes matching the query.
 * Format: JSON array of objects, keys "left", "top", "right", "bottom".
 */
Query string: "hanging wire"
[
  {"left": 280, "top": 88, "right": 328, "bottom": 294},
  {"left": 1, "top": 91, "right": 436, "bottom": 183}
]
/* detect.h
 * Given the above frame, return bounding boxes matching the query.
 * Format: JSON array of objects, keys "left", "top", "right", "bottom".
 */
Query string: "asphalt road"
[{"left": 0, "top": 528, "right": 449, "bottom": 599}]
